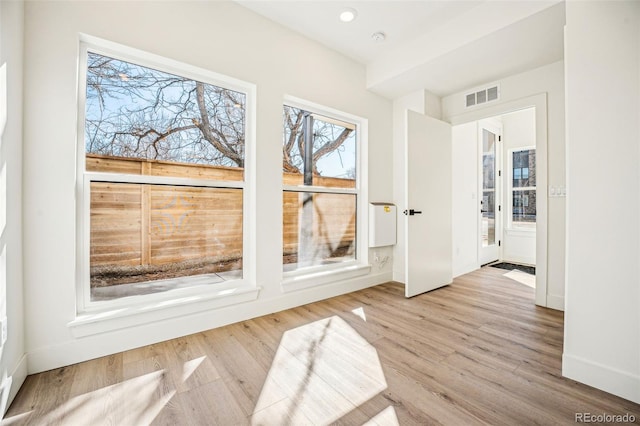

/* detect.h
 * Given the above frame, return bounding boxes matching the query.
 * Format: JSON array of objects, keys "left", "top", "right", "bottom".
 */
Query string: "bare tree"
[
  {"left": 282, "top": 105, "right": 354, "bottom": 177},
  {"left": 86, "top": 52, "right": 245, "bottom": 167},
  {"left": 86, "top": 52, "right": 354, "bottom": 174}
]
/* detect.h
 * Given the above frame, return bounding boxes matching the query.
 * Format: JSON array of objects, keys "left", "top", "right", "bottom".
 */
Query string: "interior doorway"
[
  {"left": 450, "top": 94, "right": 548, "bottom": 307},
  {"left": 452, "top": 107, "right": 537, "bottom": 286}
]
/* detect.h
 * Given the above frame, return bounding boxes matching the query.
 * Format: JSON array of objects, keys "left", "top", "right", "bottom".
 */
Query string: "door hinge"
[
  {"left": 498, "top": 170, "right": 502, "bottom": 177},
  {"left": 499, "top": 135, "right": 502, "bottom": 142},
  {"left": 499, "top": 205, "right": 501, "bottom": 212},
  {"left": 498, "top": 240, "right": 501, "bottom": 247}
]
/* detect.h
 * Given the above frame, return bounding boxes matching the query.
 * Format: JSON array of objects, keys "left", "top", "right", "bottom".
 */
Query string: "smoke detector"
[{"left": 371, "top": 31, "right": 386, "bottom": 42}]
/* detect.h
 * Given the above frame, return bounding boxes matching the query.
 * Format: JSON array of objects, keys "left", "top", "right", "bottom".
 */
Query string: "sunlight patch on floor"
[
  {"left": 251, "top": 315, "right": 388, "bottom": 425},
  {"left": 1, "top": 410, "right": 32, "bottom": 425},
  {"left": 503, "top": 269, "right": 535, "bottom": 288},
  {"left": 181, "top": 356, "right": 206, "bottom": 384},
  {"left": 363, "top": 406, "right": 400, "bottom": 426},
  {"left": 351, "top": 306, "right": 367, "bottom": 321},
  {"left": 38, "top": 370, "right": 173, "bottom": 425}
]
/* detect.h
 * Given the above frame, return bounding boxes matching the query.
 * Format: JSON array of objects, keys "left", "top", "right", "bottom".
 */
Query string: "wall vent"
[{"left": 465, "top": 85, "right": 500, "bottom": 108}]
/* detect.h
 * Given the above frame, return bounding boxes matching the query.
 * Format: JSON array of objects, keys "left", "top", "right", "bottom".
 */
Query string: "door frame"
[{"left": 449, "top": 94, "right": 548, "bottom": 308}]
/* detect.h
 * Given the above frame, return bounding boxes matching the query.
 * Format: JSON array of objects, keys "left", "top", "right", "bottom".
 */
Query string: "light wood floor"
[{"left": 4, "top": 267, "right": 640, "bottom": 425}]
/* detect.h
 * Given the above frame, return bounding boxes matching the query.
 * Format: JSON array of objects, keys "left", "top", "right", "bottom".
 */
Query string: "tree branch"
[
  {"left": 195, "top": 82, "right": 243, "bottom": 167},
  {"left": 312, "top": 128, "right": 352, "bottom": 164}
]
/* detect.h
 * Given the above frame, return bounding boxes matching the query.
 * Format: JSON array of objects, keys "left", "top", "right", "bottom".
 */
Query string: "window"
[
  {"left": 510, "top": 148, "right": 536, "bottom": 228},
  {"left": 282, "top": 101, "right": 364, "bottom": 281},
  {"left": 77, "top": 43, "right": 255, "bottom": 312}
]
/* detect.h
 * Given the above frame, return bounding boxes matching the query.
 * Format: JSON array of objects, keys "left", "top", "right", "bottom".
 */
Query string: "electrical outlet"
[{"left": 0, "top": 317, "right": 7, "bottom": 346}]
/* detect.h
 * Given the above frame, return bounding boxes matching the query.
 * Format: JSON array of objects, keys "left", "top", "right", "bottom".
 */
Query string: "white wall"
[
  {"left": 451, "top": 121, "right": 478, "bottom": 277},
  {"left": 443, "top": 60, "right": 565, "bottom": 309},
  {"left": 21, "top": 1, "right": 393, "bottom": 373},
  {"left": 502, "top": 108, "right": 536, "bottom": 265},
  {"left": 0, "top": 0, "right": 26, "bottom": 414},
  {"left": 563, "top": 0, "right": 640, "bottom": 404}
]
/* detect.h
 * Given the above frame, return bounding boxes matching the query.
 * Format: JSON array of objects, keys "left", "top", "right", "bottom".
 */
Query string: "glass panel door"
[
  {"left": 482, "top": 129, "right": 496, "bottom": 247},
  {"left": 479, "top": 125, "right": 500, "bottom": 265}
]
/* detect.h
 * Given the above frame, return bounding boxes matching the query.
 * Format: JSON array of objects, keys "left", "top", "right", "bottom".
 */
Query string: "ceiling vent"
[{"left": 465, "top": 85, "right": 500, "bottom": 108}]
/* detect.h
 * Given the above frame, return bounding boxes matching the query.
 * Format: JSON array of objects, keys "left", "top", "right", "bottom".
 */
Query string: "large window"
[
  {"left": 78, "top": 45, "right": 254, "bottom": 309},
  {"left": 282, "top": 103, "right": 360, "bottom": 276},
  {"left": 510, "top": 148, "right": 536, "bottom": 228}
]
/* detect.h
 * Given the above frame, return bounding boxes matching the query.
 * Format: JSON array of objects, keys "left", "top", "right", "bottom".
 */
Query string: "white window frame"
[
  {"left": 281, "top": 96, "right": 370, "bottom": 292},
  {"left": 72, "top": 35, "right": 258, "bottom": 334},
  {"left": 508, "top": 146, "right": 536, "bottom": 231}
]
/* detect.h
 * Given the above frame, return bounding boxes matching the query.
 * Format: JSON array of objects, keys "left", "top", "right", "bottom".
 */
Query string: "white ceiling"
[{"left": 237, "top": 0, "right": 565, "bottom": 99}]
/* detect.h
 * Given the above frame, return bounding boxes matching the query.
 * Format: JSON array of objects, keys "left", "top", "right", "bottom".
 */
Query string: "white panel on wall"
[{"left": 369, "top": 203, "right": 396, "bottom": 247}]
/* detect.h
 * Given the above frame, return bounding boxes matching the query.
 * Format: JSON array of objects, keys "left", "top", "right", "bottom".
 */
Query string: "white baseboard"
[
  {"left": 453, "top": 263, "right": 479, "bottom": 278},
  {"left": 392, "top": 270, "right": 405, "bottom": 284},
  {"left": 2, "top": 354, "right": 27, "bottom": 416},
  {"left": 546, "top": 294, "right": 565, "bottom": 311},
  {"left": 563, "top": 353, "right": 640, "bottom": 404},
  {"left": 27, "top": 271, "right": 392, "bottom": 374}
]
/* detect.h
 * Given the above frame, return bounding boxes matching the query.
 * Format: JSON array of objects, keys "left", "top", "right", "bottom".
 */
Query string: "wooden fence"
[{"left": 87, "top": 154, "right": 356, "bottom": 286}]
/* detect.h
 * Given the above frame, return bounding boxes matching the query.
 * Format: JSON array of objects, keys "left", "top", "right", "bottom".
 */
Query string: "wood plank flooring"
[{"left": 4, "top": 266, "right": 640, "bottom": 425}]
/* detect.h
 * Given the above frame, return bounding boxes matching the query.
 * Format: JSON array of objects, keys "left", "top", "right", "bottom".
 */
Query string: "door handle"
[{"left": 403, "top": 209, "right": 423, "bottom": 216}]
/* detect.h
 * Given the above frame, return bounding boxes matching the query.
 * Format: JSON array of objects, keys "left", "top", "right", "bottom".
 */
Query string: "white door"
[
  {"left": 404, "top": 111, "right": 452, "bottom": 298},
  {"left": 478, "top": 122, "right": 501, "bottom": 265}
]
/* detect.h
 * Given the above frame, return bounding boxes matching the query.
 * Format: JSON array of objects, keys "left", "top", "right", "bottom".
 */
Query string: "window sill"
[
  {"left": 68, "top": 284, "right": 260, "bottom": 337},
  {"left": 281, "top": 263, "right": 371, "bottom": 293}
]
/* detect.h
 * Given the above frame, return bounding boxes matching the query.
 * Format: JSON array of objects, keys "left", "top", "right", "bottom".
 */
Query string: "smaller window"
[
  {"left": 510, "top": 148, "right": 536, "bottom": 229},
  {"left": 282, "top": 102, "right": 362, "bottom": 278}
]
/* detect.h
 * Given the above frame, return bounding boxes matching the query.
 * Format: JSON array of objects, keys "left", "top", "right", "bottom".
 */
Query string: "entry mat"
[{"left": 488, "top": 262, "right": 535, "bottom": 275}]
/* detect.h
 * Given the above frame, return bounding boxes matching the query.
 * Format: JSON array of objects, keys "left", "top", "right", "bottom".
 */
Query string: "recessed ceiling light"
[
  {"left": 339, "top": 8, "right": 357, "bottom": 23},
  {"left": 371, "top": 31, "right": 386, "bottom": 42}
]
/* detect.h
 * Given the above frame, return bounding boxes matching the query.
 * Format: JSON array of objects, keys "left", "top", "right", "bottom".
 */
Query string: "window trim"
[
  {"left": 507, "top": 146, "right": 536, "bottom": 231},
  {"left": 282, "top": 185, "right": 356, "bottom": 195},
  {"left": 281, "top": 96, "right": 369, "bottom": 290},
  {"left": 75, "top": 35, "right": 257, "bottom": 324}
]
